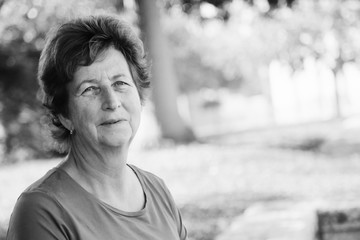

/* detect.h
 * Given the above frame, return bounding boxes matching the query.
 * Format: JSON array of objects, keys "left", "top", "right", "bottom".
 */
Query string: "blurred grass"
[{"left": 2, "top": 120, "right": 360, "bottom": 240}]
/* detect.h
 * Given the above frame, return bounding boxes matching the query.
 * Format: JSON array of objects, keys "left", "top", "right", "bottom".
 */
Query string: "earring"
[{"left": 70, "top": 129, "right": 74, "bottom": 135}]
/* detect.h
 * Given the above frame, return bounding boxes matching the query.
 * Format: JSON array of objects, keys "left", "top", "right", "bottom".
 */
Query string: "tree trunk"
[
  {"left": 137, "top": 0, "right": 196, "bottom": 142},
  {"left": 260, "top": 65, "right": 276, "bottom": 125},
  {"left": 332, "top": 59, "right": 342, "bottom": 119}
]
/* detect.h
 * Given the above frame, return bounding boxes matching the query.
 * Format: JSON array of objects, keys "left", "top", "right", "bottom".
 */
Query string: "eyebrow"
[
  {"left": 75, "top": 74, "right": 128, "bottom": 92},
  {"left": 112, "top": 74, "right": 128, "bottom": 81}
]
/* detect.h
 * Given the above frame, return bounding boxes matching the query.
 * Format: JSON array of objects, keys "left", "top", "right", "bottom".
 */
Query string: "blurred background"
[{"left": 1, "top": 0, "right": 360, "bottom": 239}]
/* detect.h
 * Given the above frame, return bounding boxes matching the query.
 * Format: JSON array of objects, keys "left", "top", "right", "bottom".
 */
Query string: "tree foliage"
[{"left": 163, "top": 0, "right": 360, "bottom": 95}]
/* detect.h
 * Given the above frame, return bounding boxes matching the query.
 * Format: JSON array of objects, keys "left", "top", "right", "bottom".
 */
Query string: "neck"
[
  {"left": 62, "top": 137, "right": 131, "bottom": 186},
  {"left": 58, "top": 139, "right": 145, "bottom": 212}
]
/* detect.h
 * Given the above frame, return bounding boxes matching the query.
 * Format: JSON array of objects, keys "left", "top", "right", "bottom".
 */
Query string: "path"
[{"left": 216, "top": 201, "right": 319, "bottom": 240}]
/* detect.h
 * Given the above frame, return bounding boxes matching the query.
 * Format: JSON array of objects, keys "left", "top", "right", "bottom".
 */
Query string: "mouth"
[{"left": 100, "top": 119, "right": 124, "bottom": 126}]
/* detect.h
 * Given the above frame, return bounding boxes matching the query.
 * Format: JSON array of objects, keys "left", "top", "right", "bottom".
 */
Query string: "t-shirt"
[{"left": 6, "top": 164, "right": 188, "bottom": 240}]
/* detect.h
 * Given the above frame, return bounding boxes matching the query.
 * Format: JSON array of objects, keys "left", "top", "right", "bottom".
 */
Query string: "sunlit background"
[{"left": 1, "top": 0, "right": 360, "bottom": 239}]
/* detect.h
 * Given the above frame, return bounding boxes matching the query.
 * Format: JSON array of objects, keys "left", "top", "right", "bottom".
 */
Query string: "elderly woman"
[{"left": 6, "top": 15, "right": 187, "bottom": 240}]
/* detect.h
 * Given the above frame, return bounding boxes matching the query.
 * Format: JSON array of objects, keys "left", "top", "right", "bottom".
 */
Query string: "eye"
[
  {"left": 113, "top": 81, "right": 130, "bottom": 88},
  {"left": 82, "top": 86, "right": 100, "bottom": 95}
]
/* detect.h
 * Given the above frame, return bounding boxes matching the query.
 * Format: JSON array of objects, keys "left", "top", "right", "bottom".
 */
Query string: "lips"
[{"left": 100, "top": 119, "right": 124, "bottom": 126}]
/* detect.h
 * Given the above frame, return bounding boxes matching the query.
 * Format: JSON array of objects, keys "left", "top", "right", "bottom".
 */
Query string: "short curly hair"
[{"left": 37, "top": 15, "right": 150, "bottom": 153}]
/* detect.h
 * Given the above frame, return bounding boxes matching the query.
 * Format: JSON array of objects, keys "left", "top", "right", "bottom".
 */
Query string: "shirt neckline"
[{"left": 54, "top": 164, "right": 148, "bottom": 217}]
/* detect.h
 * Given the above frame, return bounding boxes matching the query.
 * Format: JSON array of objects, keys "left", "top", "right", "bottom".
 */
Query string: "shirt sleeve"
[{"left": 6, "top": 191, "right": 71, "bottom": 240}]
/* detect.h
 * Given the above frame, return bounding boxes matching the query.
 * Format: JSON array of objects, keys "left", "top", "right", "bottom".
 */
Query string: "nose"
[{"left": 102, "top": 87, "right": 121, "bottom": 111}]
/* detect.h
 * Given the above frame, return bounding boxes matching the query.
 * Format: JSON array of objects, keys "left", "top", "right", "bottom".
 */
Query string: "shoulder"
[
  {"left": 128, "top": 165, "right": 188, "bottom": 239},
  {"left": 128, "top": 164, "right": 176, "bottom": 208},
  {"left": 129, "top": 164, "right": 165, "bottom": 184},
  {"left": 11, "top": 190, "right": 63, "bottom": 218},
  {"left": 11, "top": 168, "right": 70, "bottom": 224},
  {"left": 7, "top": 190, "right": 70, "bottom": 240},
  {"left": 128, "top": 164, "right": 174, "bottom": 198},
  {"left": 7, "top": 169, "right": 80, "bottom": 240},
  {"left": 24, "top": 167, "right": 66, "bottom": 194},
  {"left": 11, "top": 168, "right": 74, "bottom": 221}
]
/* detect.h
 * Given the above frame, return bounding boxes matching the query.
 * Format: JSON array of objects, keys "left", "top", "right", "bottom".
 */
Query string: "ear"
[{"left": 58, "top": 114, "right": 73, "bottom": 132}]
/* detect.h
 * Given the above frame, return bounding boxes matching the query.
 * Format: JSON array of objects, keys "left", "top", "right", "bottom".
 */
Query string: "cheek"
[
  {"left": 77, "top": 109, "right": 92, "bottom": 125},
  {"left": 70, "top": 102, "right": 97, "bottom": 128},
  {"left": 127, "top": 98, "right": 142, "bottom": 127},
  {"left": 131, "top": 97, "right": 142, "bottom": 118}
]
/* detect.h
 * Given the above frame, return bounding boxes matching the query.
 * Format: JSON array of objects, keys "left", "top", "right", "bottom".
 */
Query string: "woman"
[{"left": 6, "top": 15, "right": 187, "bottom": 240}]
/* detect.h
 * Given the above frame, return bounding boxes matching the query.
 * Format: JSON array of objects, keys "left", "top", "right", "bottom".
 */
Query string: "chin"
[{"left": 100, "top": 136, "right": 133, "bottom": 148}]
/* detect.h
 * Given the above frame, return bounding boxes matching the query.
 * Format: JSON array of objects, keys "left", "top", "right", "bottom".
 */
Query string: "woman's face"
[{"left": 62, "top": 47, "right": 142, "bottom": 149}]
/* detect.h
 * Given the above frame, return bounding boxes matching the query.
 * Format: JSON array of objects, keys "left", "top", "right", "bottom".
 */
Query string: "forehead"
[{"left": 73, "top": 47, "right": 131, "bottom": 81}]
